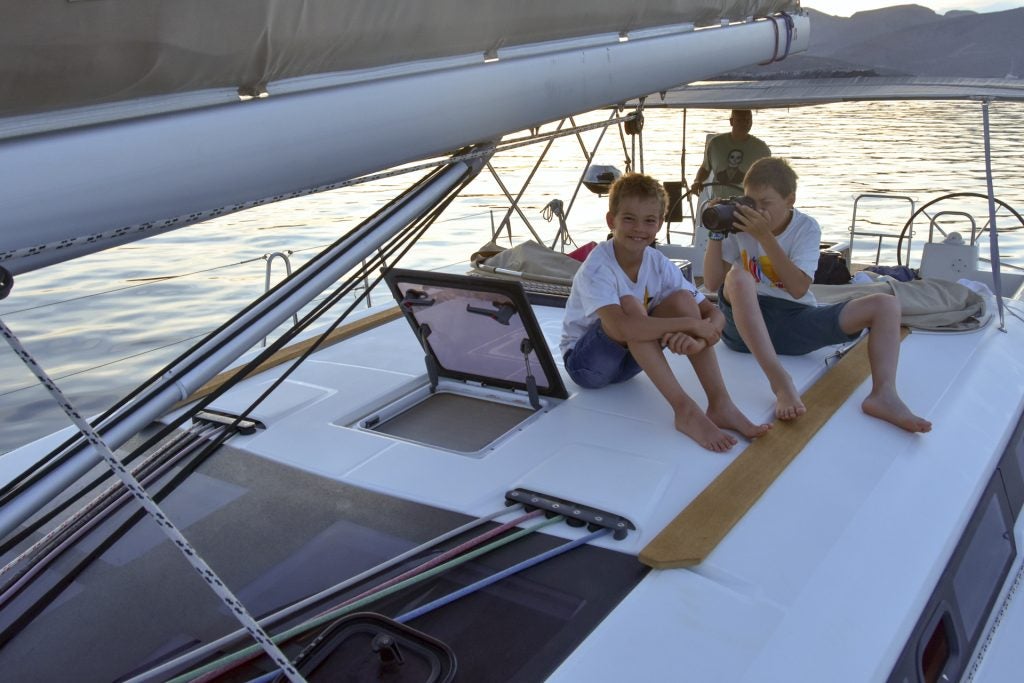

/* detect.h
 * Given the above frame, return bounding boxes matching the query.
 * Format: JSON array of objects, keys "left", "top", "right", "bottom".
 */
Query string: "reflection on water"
[{"left": 2, "top": 101, "right": 1023, "bottom": 454}]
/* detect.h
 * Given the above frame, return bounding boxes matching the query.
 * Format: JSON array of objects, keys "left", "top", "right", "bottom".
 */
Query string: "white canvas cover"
[{"left": 1, "top": 0, "right": 799, "bottom": 118}]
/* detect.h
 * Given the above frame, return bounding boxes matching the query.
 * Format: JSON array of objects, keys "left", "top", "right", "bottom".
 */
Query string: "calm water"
[{"left": 2, "top": 100, "right": 1023, "bottom": 454}]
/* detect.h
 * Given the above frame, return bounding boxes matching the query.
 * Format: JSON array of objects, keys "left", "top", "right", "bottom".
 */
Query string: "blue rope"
[{"left": 395, "top": 528, "right": 610, "bottom": 624}]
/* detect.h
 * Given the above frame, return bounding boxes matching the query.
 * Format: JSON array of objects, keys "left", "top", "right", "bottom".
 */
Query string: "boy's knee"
[
  {"left": 653, "top": 290, "right": 697, "bottom": 317},
  {"left": 869, "top": 293, "right": 901, "bottom": 320},
  {"left": 724, "top": 268, "right": 756, "bottom": 297}
]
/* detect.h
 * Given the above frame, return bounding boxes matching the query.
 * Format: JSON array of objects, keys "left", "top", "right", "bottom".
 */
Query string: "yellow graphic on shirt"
[
  {"left": 741, "top": 248, "right": 783, "bottom": 288},
  {"left": 644, "top": 288, "right": 651, "bottom": 308}
]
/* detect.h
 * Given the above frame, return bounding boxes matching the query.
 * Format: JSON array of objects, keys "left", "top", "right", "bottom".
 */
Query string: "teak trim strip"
[
  {"left": 173, "top": 306, "right": 403, "bottom": 410},
  {"left": 639, "top": 328, "right": 909, "bottom": 569}
]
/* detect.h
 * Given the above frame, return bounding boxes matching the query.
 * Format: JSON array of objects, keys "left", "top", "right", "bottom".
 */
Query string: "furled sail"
[
  {"left": 3, "top": 0, "right": 799, "bottom": 118},
  {"left": 0, "top": 1, "right": 805, "bottom": 275}
]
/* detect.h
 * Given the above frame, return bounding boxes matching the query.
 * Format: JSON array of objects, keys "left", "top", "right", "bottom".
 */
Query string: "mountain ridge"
[{"left": 720, "top": 5, "right": 1021, "bottom": 80}]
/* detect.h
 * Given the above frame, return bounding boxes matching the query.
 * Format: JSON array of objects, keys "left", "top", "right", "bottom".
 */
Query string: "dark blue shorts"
[
  {"left": 563, "top": 320, "right": 642, "bottom": 388},
  {"left": 718, "top": 287, "right": 860, "bottom": 356}
]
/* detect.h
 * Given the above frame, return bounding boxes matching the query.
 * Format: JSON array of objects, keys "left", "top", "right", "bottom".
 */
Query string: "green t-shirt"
[{"left": 700, "top": 133, "right": 771, "bottom": 198}]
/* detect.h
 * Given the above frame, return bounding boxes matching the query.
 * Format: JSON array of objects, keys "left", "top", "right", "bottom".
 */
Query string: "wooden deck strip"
[{"left": 639, "top": 329, "right": 909, "bottom": 569}]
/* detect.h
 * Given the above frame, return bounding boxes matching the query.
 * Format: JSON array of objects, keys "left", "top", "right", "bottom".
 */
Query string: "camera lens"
[{"left": 701, "top": 204, "right": 734, "bottom": 233}]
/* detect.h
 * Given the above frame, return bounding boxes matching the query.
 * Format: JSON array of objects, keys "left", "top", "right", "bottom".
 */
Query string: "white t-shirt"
[
  {"left": 721, "top": 208, "right": 821, "bottom": 306},
  {"left": 560, "top": 240, "right": 704, "bottom": 355}
]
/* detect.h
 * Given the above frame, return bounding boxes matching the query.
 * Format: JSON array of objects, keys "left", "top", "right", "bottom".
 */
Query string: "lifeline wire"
[{"left": 0, "top": 317, "right": 306, "bottom": 683}]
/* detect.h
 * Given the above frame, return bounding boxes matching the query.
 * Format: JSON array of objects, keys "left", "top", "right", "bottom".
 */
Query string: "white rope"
[{"left": 0, "top": 317, "right": 306, "bottom": 683}]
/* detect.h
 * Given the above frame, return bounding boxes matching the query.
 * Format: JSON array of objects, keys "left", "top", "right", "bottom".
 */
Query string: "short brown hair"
[
  {"left": 743, "top": 157, "right": 798, "bottom": 198},
  {"left": 608, "top": 173, "right": 668, "bottom": 219}
]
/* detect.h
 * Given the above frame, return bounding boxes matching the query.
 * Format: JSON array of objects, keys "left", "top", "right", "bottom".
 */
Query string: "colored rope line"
[
  {"left": 396, "top": 527, "right": 610, "bottom": 624},
  {"left": 129, "top": 505, "right": 524, "bottom": 683},
  {"left": 171, "top": 516, "right": 564, "bottom": 683},
  {"left": 0, "top": 317, "right": 306, "bottom": 683},
  {"left": 0, "top": 424, "right": 223, "bottom": 603},
  {"left": 188, "top": 509, "right": 543, "bottom": 682},
  {"left": 315, "top": 509, "right": 545, "bottom": 617}
]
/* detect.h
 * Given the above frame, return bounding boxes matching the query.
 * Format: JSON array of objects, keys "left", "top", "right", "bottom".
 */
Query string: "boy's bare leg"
[
  {"left": 652, "top": 292, "right": 771, "bottom": 440},
  {"left": 619, "top": 296, "right": 736, "bottom": 452},
  {"left": 723, "top": 270, "right": 805, "bottom": 420},
  {"left": 838, "top": 294, "right": 932, "bottom": 433}
]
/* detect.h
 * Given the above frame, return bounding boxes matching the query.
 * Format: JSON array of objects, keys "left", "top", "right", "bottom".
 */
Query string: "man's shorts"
[
  {"left": 563, "top": 320, "right": 642, "bottom": 388},
  {"left": 718, "top": 287, "right": 860, "bottom": 356}
]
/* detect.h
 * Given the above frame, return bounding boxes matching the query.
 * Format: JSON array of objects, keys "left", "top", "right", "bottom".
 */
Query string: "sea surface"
[{"left": 2, "top": 100, "right": 1023, "bottom": 454}]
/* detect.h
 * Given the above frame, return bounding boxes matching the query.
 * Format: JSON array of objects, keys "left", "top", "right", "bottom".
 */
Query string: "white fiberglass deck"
[{"left": 187, "top": 296, "right": 1024, "bottom": 681}]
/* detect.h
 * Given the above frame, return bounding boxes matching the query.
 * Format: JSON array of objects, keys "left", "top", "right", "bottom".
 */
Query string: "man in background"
[{"left": 691, "top": 110, "right": 770, "bottom": 199}]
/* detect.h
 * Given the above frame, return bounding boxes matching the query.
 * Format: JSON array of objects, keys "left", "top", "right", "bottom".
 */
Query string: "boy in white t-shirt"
[
  {"left": 561, "top": 174, "right": 770, "bottom": 452},
  {"left": 702, "top": 157, "right": 931, "bottom": 433}
]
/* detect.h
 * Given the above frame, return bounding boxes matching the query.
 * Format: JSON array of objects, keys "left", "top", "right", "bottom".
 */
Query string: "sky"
[{"left": 804, "top": 1, "right": 1021, "bottom": 16}]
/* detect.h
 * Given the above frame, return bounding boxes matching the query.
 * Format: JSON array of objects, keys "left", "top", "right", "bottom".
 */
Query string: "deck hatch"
[
  {"left": 367, "top": 391, "right": 535, "bottom": 453},
  {"left": 384, "top": 269, "right": 568, "bottom": 401}
]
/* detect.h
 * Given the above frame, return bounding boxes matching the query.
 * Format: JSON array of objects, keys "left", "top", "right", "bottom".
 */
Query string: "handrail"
[
  {"left": 847, "top": 193, "right": 916, "bottom": 266},
  {"left": 262, "top": 251, "right": 298, "bottom": 347},
  {"left": 926, "top": 211, "right": 977, "bottom": 246}
]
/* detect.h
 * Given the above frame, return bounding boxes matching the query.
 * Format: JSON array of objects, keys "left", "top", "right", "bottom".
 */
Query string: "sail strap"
[{"left": 0, "top": 318, "right": 307, "bottom": 683}]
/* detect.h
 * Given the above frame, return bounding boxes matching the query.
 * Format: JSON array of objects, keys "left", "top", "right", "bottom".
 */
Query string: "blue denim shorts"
[
  {"left": 718, "top": 287, "right": 860, "bottom": 356},
  {"left": 563, "top": 320, "right": 642, "bottom": 388}
]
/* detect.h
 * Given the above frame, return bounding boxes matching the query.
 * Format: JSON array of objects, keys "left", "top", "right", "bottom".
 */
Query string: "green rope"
[{"left": 170, "top": 515, "right": 564, "bottom": 682}]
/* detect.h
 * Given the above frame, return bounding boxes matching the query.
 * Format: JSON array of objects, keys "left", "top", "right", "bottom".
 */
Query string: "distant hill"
[{"left": 718, "top": 5, "right": 1022, "bottom": 79}]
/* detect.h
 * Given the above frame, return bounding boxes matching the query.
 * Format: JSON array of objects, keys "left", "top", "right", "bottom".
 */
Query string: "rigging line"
[
  {"left": 0, "top": 162, "right": 460, "bottom": 507},
  {"left": 0, "top": 318, "right": 306, "bottom": 683},
  {"left": 119, "top": 206, "right": 436, "bottom": 481},
  {"left": 0, "top": 422, "right": 215, "bottom": 568},
  {"left": 0, "top": 167, "right": 478, "bottom": 626},
  {"left": 127, "top": 505, "right": 523, "bottom": 683},
  {"left": 0, "top": 329, "right": 213, "bottom": 398},
  {"left": 192, "top": 509, "right": 544, "bottom": 683},
  {"left": 173, "top": 515, "right": 565, "bottom": 683},
  {"left": 0, "top": 425, "right": 226, "bottom": 606},
  {"left": 0, "top": 420, "right": 214, "bottom": 559},
  {"left": 201, "top": 169, "right": 474, "bottom": 450},
  {"left": 104, "top": 174, "right": 472, "bottom": 567},
  {"left": 0, "top": 257, "right": 266, "bottom": 317},
  {"left": 396, "top": 527, "right": 611, "bottom": 624},
  {"left": 313, "top": 510, "right": 545, "bottom": 617}
]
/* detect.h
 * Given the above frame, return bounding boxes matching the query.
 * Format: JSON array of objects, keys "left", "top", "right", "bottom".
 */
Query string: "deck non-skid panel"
[{"left": 0, "top": 444, "right": 646, "bottom": 682}]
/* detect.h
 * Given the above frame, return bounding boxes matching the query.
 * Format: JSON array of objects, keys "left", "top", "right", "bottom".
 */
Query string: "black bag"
[{"left": 813, "top": 250, "right": 851, "bottom": 285}]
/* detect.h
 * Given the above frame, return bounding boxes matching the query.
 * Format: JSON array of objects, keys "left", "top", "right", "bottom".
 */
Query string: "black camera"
[{"left": 701, "top": 195, "right": 755, "bottom": 234}]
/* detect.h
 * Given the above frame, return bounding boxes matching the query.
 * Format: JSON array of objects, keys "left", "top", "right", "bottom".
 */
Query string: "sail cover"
[{"left": 2, "top": 1, "right": 799, "bottom": 119}]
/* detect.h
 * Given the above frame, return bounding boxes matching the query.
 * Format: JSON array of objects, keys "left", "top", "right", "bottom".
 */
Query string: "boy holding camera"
[
  {"left": 561, "top": 173, "right": 770, "bottom": 452},
  {"left": 702, "top": 157, "right": 931, "bottom": 433}
]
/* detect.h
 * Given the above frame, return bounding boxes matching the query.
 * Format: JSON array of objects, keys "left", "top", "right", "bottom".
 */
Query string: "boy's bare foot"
[
  {"left": 862, "top": 390, "right": 932, "bottom": 433},
  {"left": 674, "top": 404, "right": 738, "bottom": 453},
  {"left": 706, "top": 401, "right": 772, "bottom": 440},
  {"left": 771, "top": 378, "right": 806, "bottom": 421}
]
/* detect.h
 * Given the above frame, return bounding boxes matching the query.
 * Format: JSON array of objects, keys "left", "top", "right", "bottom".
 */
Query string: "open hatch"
[{"left": 356, "top": 269, "right": 568, "bottom": 455}]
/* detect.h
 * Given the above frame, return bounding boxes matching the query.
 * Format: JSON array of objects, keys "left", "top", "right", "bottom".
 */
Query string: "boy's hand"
[
  {"left": 686, "top": 318, "right": 721, "bottom": 347},
  {"left": 732, "top": 204, "right": 773, "bottom": 242},
  {"left": 705, "top": 305, "right": 727, "bottom": 334},
  {"left": 660, "top": 331, "right": 706, "bottom": 356}
]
